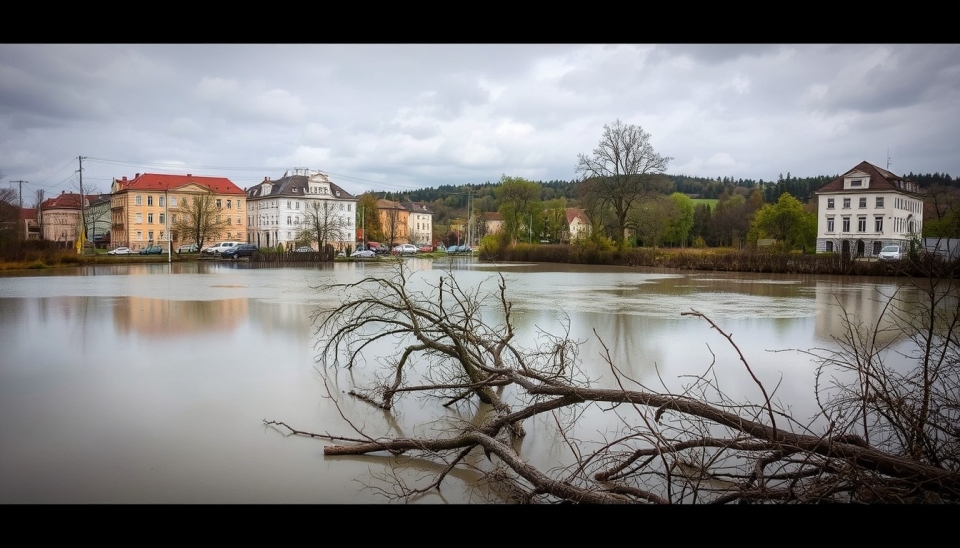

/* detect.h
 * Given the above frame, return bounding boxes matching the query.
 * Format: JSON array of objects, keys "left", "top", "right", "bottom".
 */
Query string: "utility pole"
[
  {"left": 77, "top": 156, "right": 87, "bottom": 254},
  {"left": 11, "top": 180, "right": 26, "bottom": 240}
]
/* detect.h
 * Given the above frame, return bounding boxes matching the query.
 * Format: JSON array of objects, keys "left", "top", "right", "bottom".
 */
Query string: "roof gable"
[
  {"left": 817, "top": 161, "right": 920, "bottom": 194},
  {"left": 114, "top": 173, "right": 244, "bottom": 195}
]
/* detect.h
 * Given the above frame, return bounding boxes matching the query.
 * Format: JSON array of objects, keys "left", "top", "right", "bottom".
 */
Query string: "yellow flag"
[{"left": 76, "top": 230, "right": 86, "bottom": 254}]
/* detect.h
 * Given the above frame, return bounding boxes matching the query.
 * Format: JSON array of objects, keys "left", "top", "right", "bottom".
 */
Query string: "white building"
[
  {"left": 815, "top": 161, "right": 923, "bottom": 257},
  {"left": 401, "top": 201, "right": 434, "bottom": 246},
  {"left": 245, "top": 168, "right": 357, "bottom": 251}
]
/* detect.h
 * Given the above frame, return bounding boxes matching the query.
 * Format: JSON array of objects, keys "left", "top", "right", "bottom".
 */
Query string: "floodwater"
[{"left": 0, "top": 258, "right": 923, "bottom": 503}]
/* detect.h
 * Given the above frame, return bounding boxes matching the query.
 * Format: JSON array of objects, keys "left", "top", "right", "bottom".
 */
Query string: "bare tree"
[
  {"left": 576, "top": 120, "right": 672, "bottom": 247},
  {"left": 266, "top": 261, "right": 960, "bottom": 503},
  {"left": 173, "top": 190, "right": 228, "bottom": 252},
  {"left": 297, "top": 200, "right": 352, "bottom": 257}
]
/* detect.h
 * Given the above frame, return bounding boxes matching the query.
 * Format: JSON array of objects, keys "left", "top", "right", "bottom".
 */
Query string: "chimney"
[
  {"left": 135, "top": 173, "right": 140, "bottom": 178},
  {"left": 187, "top": 174, "right": 192, "bottom": 177},
  {"left": 122, "top": 176, "right": 128, "bottom": 182}
]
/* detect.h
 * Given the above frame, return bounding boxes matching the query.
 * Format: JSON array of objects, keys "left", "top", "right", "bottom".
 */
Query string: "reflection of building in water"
[
  {"left": 814, "top": 281, "right": 913, "bottom": 346},
  {"left": 114, "top": 298, "right": 247, "bottom": 338}
]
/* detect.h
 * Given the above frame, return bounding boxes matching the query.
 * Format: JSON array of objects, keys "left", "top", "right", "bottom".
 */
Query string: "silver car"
[{"left": 878, "top": 245, "right": 903, "bottom": 262}]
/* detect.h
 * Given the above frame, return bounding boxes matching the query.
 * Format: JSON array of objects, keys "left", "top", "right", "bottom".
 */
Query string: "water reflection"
[{"left": 0, "top": 261, "right": 937, "bottom": 503}]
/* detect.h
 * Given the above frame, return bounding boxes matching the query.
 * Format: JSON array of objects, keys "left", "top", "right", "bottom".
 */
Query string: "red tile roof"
[
  {"left": 40, "top": 192, "right": 100, "bottom": 209},
  {"left": 566, "top": 208, "right": 590, "bottom": 225},
  {"left": 114, "top": 173, "right": 244, "bottom": 195},
  {"left": 816, "top": 161, "right": 920, "bottom": 194}
]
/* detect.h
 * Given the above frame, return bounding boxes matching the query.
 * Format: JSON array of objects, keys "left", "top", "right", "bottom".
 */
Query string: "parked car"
[
  {"left": 140, "top": 245, "right": 163, "bottom": 255},
  {"left": 392, "top": 244, "right": 418, "bottom": 255},
  {"left": 351, "top": 249, "right": 376, "bottom": 259},
  {"left": 418, "top": 245, "right": 434, "bottom": 253},
  {"left": 203, "top": 242, "right": 243, "bottom": 255},
  {"left": 107, "top": 246, "right": 132, "bottom": 255},
  {"left": 177, "top": 243, "right": 198, "bottom": 254},
  {"left": 294, "top": 246, "right": 315, "bottom": 252},
  {"left": 221, "top": 244, "right": 259, "bottom": 260},
  {"left": 878, "top": 245, "right": 903, "bottom": 262}
]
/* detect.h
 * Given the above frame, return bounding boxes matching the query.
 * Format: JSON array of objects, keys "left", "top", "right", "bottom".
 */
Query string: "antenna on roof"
[{"left": 887, "top": 148, "right": 892, "bottom": 171}]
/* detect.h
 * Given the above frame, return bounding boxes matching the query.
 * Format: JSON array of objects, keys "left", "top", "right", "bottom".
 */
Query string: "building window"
[
  {"left": 159, "top": 213, "right": 165, "bottom": 224},
  {"left": 216, "top": 199, "right": 222, "bottom": 208},
  {"left": 827, "top": 218, "right": 835, "bottom": 232},
  {"left": 148, "top": 213, "right": 153, "bottom": 224},
  {"left": 843, "top": 198, "right": 851, "bottom": 209},
  {"left": 825, "top": 241, "right": 834, "bottom": 252},
  {"left": 295, "top": 202, "right": 300, "bottom": 209},
  {"left": 851, "top": 179, "right": 862, "bottom": 187},
  {"left": 147, "top": 195, "right": 153, "bottom": 206},
  {"left": 347, "top": 204, "right": 352, "bottom": 212},
  {"left": 159, "top": 196, "right": 165, "bottom": 207},
  {"left": 159, "top": 231, "right": 164, "bottom": 240},
  {"left": 287, "top": 216, "right": 292, "bottom": 225},
  {"left": 170, "top": 197, "right": 177, "bottom": 207},
  {"left": 136, "top": 195, "right": 142, "bottom": 206},
  {"left": 172, "top": 214, "right": 177, "bottom": 223},
  {"left": 875, "top": 217, "right": 883, "bottom": 232},
  {"left": 227, "top": 199, "right": 232, "bottom": 210},
  {"left": 136, "top": 213, "right": 143, "bottom": 224},
  {"left": 876, "top": 197, "right": 884, "bottom": 208},
  {"left": 859, "top": 197, "right": 867, "bottom": 208},
  {"left": 136, "top": 231, "right": 142, "bottom": 240},
  {"left": 857, "top": 217, "right": 866, "bottom": 232},
  {"left": 227, "top": 217, "right": 232, "bottom": 225},
  {"left": 148, "top": 231, "right": 154, "bottom": 241},
  {"left": 287, "top": 201, "right": 291, "bottom": 209},
  {"left": 339, "top": 204, "right": 344, "bottom": 210},
  {"left": 238, "top": 200, "right": 242, "bottom": 209},
  {"left": 842, "top": 217, "right": 851, "bottom": 232}
]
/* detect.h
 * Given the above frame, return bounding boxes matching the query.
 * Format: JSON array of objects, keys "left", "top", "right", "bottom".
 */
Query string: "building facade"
[
  {"left": 245, "top": 168, "right": 357, "bottom": 251},
  {"left": 402, "top": 202, "right": 434, "bottom": 246},
  {"left": 110, "top": 173, "right": 246, "bottom": 251},
  {"left": 815, "top": 161, "right": 923, "bottom": 257},
  {"left": 38, "top": 192, "right": 104, "bottom": 247},
  {"left": 565, "top": 208, "right": 591, "bottom": 242}
]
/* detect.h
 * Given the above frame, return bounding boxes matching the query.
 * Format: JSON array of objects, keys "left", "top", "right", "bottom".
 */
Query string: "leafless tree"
[
  {"left": 297, "top": 200, "right": 352, "bottom": 256},
  {"left": 173, "top": 190, "right": 228, "bottom": 252},
  {"left": 576, "top": 120, "right": 672, "bottom": 247},
  {"left": 266, "top": 261, "right": 960, "bottom": 503}
]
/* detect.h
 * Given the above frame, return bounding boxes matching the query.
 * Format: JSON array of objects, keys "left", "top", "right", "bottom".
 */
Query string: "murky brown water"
[{"left": 0, "top": 259, "right": 922, "bottom": 502}]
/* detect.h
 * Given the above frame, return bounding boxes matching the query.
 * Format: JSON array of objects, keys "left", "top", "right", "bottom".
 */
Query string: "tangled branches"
[{"left": 267, "top": 261, "right": 960, "bottom": 503}]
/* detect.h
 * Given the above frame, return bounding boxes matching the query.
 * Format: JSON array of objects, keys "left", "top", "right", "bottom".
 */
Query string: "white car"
[
  {"left": 107, "top": 247, "right": 132, "bottom": 255},
  {"left": 203, "top": 242, "right": 243, "bottom": 255},
  {"left": 878, "top": 245, "right": 903, "bottom": 262},
  {"left": 351, "top": 249, "right": 376, "bottom": 258},
  {"left": 392, "top": 244, "right": 418, "bottom": 255}
]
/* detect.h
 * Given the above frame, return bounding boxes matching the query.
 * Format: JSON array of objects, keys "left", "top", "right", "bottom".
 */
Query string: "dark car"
[
  {"left": 139, "top": 245, "right": 163, "bottom": 255},
  {"left": 221, "top": 244, "right": 258, "bottom": 260}
]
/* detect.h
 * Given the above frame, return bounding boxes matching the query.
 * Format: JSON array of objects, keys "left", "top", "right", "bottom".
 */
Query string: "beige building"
[
  {"left": 38, "top": 192, "right": 103, "bottom": 247},
  {"left": 110, "top": 173, "right": 246, "bottom": 251}
]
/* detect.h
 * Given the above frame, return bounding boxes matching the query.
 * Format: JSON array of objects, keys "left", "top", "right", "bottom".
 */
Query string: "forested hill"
[{"left": 377, "top": 171, "right": 958, "bottom": 208}]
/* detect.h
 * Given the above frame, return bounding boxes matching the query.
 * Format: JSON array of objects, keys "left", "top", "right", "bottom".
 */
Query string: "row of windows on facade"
[
  {"left": 132, "top": 213, "right": 242, "bottom": 225},
  {"left": 826, "top": 196, "right": 919, "bottom": 212},
  {"left": 824, "top": 216, "right": 915, "bottom": 233},
  {"left": 131, "top": 195, "right": 243, "bottom": 210},
  {"left": 254, "top": 201, "right": 353, "bottom": 212},
  {"left": 131, "top": 230, "right": 240, "bottom": 241}
]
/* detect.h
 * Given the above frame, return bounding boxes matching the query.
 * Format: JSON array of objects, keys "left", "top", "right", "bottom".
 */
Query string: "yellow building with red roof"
[{"left": 110, "top": 173, "right": 246, "bottom": 251}]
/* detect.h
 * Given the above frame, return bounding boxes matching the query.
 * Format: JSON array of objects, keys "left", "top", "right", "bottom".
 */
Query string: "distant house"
[
  {"left": 111, "top": 172, "right": 246, "bottom": 251},
  {"left": 38, "top": 192, "right": 104, "bottom": 248},
  {"left": 246, "top": 168, "right": 357, "bottom": 251},
  {"left": 483, "top": 212, "right": 504, "bottom": 235},
  {"left": 815, "top": 161, "right": 923, "bottom": 258},
  {"left": 565, "top": 208, "right": 591, "bottom": 242},
  {"left": 401, "top": 201, "right": 434, "bottom": 247},
  {"left": 377, "top": 199, "right": 410, "bottom": 245}
]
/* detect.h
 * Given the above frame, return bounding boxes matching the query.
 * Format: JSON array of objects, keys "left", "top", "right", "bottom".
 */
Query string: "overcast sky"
[{"left": 2, "top": 44, "right": 958, "bottom": 201}]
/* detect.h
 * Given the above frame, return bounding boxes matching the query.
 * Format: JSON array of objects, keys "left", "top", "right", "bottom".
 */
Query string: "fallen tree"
[{"left": 266, "top": 260, "right": 959, "bottom": 503}]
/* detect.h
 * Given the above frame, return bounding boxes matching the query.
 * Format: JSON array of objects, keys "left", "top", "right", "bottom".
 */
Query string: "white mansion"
[
  {"left": 816, "top": 161, "right": 923, "bottom": 257},
  {"left": 245, "top": 168, "right": 357, "bottom": 251}
]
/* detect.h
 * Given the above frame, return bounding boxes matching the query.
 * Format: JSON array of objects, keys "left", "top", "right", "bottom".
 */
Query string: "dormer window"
[{"left": 850, "top": 179, "right": 863, "bottom": 187}]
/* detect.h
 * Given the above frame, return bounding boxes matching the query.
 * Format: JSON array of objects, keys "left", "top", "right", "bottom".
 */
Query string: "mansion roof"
[
  {"left": 817, "top": 161, "right": 921, "bottom": 194},
  {"left": 113, "top": 173, "right": 244, "bottom": 195}
]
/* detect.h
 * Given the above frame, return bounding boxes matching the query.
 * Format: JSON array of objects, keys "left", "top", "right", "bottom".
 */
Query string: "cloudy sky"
[{"left": 1, "top": 44, "right": 958, "bottom": 201}]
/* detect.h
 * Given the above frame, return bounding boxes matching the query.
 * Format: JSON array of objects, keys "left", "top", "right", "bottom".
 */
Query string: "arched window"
[{"left": 287, "top": 216, "right": 291, "bottom": 225}]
